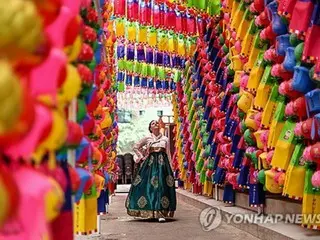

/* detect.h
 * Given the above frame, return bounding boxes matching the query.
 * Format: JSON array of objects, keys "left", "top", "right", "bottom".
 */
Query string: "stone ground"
[{"left": 97, "top": 193, "right": 259, "bottom": 240}]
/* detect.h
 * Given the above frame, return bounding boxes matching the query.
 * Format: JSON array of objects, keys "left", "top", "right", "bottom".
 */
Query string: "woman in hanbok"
[{"left": 125, "top": 120, "right": 176, "bottom": 222}]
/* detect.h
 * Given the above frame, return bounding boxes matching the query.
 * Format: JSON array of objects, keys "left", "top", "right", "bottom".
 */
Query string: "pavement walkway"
[{"left": 99, "top": 193, "right": 259, "bottom": 240}]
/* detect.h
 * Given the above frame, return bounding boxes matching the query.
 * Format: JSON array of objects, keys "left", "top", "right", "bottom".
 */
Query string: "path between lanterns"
[{"left": 98, "top": 192, "right": 259, "bottom": 240}]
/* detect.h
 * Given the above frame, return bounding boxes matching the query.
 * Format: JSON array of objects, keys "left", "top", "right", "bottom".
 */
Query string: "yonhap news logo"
[
  {"left": 199, "top": 207, "right": 320, "bottom": 231},
  {"left": 199, "top": 207, "right": 222, "bottom": 231}
]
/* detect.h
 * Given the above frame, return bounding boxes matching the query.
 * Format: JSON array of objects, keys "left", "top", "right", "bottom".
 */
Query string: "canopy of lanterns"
[
  {"left": 112, "top": 0, "right": 218, "bottom": 106},
  {"left": 172, "top": 0, "right": 320, "bottom": 231},
  {"left": 0, "top": 0, "right": 118, "bottom": 238}
]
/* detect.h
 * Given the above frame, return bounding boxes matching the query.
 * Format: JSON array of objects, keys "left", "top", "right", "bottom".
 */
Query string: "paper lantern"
[
  {"left": 64, "top": 15, "right": 81, "bottom": 47},
  {"left": 312, "top": 171, "right": 320, "bottom": 189},
  {"left": 44, "top": 177, "right": 65, "bottom": 221},
  {"left": 289, "top": 0, "right": 314, "bottom": 36},
  {"left": 85, "top": 86, "right": 99, "bottom": 113},
  {"left": 0, "top": 83, "right": 35, "bottom": 147},
  {"left": 74, "top": 168, "right": 91, "bottom": 202},
  {"left": 0, "top": 60, "right": 23, "bottom": 134},
  {"left": 0, "top": 0, "right": 43, "bottom": 61},
  {"left": 4, "top": 104, "right": 53, "bottom": 161},
  {"left": 58, "top": 64, "right": 82, "bottom": 104},
  {"left": 76, "top": 137, "right": 91, "bottom": 164},
  {"left": 94, "top": 174, "right": 105, "bottom": 198},
  {"left": 152, "top": 2, "right": 161, "bottom": 26},
  {"left": 115, "top": 18, "right": 125, "bottom": 37},
  {"left": 69, "top": 166, "right": 81, "bottom": 193},
  {"left": 77, "top": 63, "right": 93, "bottom": 86},
  {"left": 66, "top": 121, "right": 83, "bottom": 148},
  {"left": 33, "top": 110, "right": 67, "bottom": 162},
  {"left": 78, "top": 43, "right": 94, "bottom": 62},
  {"left": 113, "top": 0, "right": 125, "bottom": 16}
]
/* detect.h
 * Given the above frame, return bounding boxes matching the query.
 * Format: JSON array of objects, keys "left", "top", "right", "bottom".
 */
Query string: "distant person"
[{"left": 125, "top": 120, "right": 176, "bottom": 222}]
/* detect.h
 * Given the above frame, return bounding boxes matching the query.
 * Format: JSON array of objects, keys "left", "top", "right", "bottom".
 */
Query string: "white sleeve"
[{"left": 132, "top": 136, "right": 149, "bottom": 163}]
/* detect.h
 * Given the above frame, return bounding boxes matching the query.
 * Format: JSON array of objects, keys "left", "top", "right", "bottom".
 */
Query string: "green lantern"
[
  {"left": 196, "top": 159, "right": 204, "bottom": 173},
  {"left": 222, "top": 44, "right": 229, "bottom": 55},
  {"left": 289, "top": 33, "right": 302, "bottom": 47},
  {"left": 295, "top": 42, "right": 304, "bottom": 64},
  {"left": 141, "top": 63, "right": 148, "bottom": 77},
  {"left": 77, "top": 98, "right": 87, "bottom": 123},
  {"left": 203, "top": 132, "right": 210, "bottom": 147},
  {"left": 118, "top": 81, "right": 125, "bottom": 92},
  {"left": 258, "top": 169, "right": 266, "bottom": 185},
  {"left": 219, "top": 35, "right": 225, "bottom": 46},
  {"left": 133, "top": 61, "right": 142, "bottom": 75},
  {"left": 158, "top": 67, "right": 166, "bottom": 80},
  {"left": 207, "top": 158, "right": 214, "bottom": 170},
  {"left": 88, "top": 59, "right": 96, "bottom": 71},
  {"left": 117, "top": 59, "right": 125, "bottom": 71},
  {"left": 208, "top": 0, "right": 221, "bottom": 16},
  {"left": 125, "top": 60, "right": 134, "bottom": 72},
  {"left": 149, "top": 64, "right": 156, "bottom": 78},
  {"left": 203, "top": 145, "right": 211, "bottom": 158},
  {"left": 244, "top": 129, "right": 256, "bottom": 146},
  {"left": 173, "top": 70, "right": 182, "bottom": 83},
  {"left": 200, "top": 170, "right": 207, "bottom": 184}
]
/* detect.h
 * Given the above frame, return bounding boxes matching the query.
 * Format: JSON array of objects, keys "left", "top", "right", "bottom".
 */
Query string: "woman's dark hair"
[{"left": 149, "top": 120, "right": 155, "bottom": 133}]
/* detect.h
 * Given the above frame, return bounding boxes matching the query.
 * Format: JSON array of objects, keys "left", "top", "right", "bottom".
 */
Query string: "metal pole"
[
  {"left": 97, "top": 215, "right": 101, "bottom": 234},
  {"left": 215, "top": 184, "right": 218, "bottom": 201},
  {"left": 69, "top": 99, "right": 77, "bottom": 237},
  {"left": 67, "top": 97, "right": 77, "bottom": 167}
]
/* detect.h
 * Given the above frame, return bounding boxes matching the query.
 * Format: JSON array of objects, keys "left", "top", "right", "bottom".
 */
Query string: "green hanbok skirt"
[{"left": 125, "top": 151, "right": 177, "bottom": 218}]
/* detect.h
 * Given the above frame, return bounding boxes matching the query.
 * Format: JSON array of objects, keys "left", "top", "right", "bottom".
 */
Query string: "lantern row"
[
  {"left": 0, "top": 0, "right": 119, "bottom": 238},
  {"left": 117, "top": 60, "right": 183, "bottom": 79},
  {"left": 172, "top": 0, "right": 320, "bottom": 231},
  {"left": 116, "top": 70, "right": 177, "bottom": 92},
  {"left": 113, "top": 0, "right": 215, "bottom": 35},
  {"left": 114, "top": 18, "right": 198, "bottom": 57},
  {"left": 115, "top": 41, "right": 188, "bottom": 68}
]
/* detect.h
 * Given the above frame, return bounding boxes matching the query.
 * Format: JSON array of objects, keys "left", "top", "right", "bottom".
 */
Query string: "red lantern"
[
  {"left": 66, "top": 121, "right": 83, "bottom": 148},
  {"left": 153, "top": 3, "right": 161, "bottom": 26},
  {"left": 69, "top": 166, "right": 81, "bottom": 193},
  {"left": 82, "top": 25, "right": 97, "bottom": 44},
  {"left": 77, "top": 64, "right": 93, "bottom": 86},
  {"left": 34, "top": 0, "right": 62, "bottom": 26},
  {"left": 113, "top": 0, "right": 126, "bottom": 16},
  {"left": 82, "top": 115, "right": 95, "bottom": 135},
  {"left": 87, "top": 8, "right": 98, "bottom": 24},
  {"left": 64, "top": 15, "right": 81, "bottom": 46},
  {"left": 145, "top": 1, "right": 152, "bottom": 25},
  {"left": 78, "top": 43, "right": 94, "bottom": 62},
  {"left": 133, "top": 0, "right": 139, "bottom": 21},
  {"left": 139, "top": 1, "right": 148, "bottom": 24},
  {"left": 127, "top": 0, "right": 138, "bottom": 21},
  {"left": 175, "top": 9, "right": 183, "bottom": 33},
  {"left": 289, "top": 0, "right": 314, "bottom": 35},
  {"left": 83, "top": 174, "right": 94, "bottom": 193}
]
